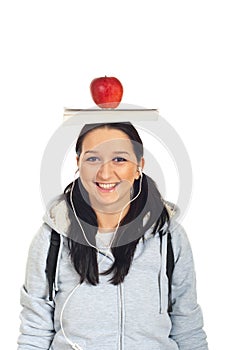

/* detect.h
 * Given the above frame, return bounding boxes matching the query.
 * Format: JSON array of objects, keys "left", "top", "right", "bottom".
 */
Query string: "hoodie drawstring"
[
  {"left": 54, "top": 234, "right": 64, "bottom": 294},
  {"left": 159, "top": 232, "right": 169, "bottom": 314}
]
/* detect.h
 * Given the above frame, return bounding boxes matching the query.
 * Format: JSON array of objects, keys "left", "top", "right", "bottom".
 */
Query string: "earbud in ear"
[{"left": 138, "top": 167, "right": 143, "bottom": 176}]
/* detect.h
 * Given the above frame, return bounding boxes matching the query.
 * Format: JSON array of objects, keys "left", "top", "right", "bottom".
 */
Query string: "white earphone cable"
[
  {"left": 61, "top": 168, "right": 143, "bottom": 349},
  {"left": 59, "top": 282, "right": 83, "bottom": 350},
  {"left": 69, "top": 168, "right": 143, "bottom": 266}
]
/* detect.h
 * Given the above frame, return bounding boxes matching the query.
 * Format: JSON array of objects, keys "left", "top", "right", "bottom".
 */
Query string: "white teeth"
[{"left": 97, "top": 183, "right": 117, "bottom": 189}]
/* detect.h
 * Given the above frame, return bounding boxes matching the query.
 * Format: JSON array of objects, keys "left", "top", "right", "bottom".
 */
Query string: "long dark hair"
[{"left": 64, "top": 122, "right": 170, "bottom": 285}]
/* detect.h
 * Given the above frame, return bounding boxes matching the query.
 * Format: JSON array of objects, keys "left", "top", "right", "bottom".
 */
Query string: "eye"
[
  {"left": 86, "top": 156, "right": 100, "bottom": 162},
  {"left": 112, "top": 157, "right": 127, "bottom": 163}
]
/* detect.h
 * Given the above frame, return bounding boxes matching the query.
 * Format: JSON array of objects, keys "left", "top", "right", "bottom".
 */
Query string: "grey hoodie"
[{"left": 18, "top": 197, "right": 208, "bottom": 350}]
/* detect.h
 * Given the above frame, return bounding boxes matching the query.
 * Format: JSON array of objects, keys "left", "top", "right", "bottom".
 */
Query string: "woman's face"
[{"left": 77, "top": 127, "right": 144, "bottom": 213}]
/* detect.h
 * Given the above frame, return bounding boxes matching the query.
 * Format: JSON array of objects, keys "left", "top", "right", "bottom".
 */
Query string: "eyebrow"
[
  {"left": 84, "top": 150, "right": 99, "bottom": 155},
  {"left": 84, "top": 150, "right": 130, "bottom": 155},
  {"left": 113, "top": 151, "right": 130, "bottom": 155}
]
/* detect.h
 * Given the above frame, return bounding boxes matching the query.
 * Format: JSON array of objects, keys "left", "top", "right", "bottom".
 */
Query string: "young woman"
[{"left": 18, "top": 122, "right": 208, "bottom": 350}]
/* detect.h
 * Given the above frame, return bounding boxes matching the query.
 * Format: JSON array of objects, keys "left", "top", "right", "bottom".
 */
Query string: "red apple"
[{"left": 90, "top": 76, "right": 123, "bottom": 108}]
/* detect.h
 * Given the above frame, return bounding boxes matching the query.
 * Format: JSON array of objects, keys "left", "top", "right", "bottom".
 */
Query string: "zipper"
[
  {"left": 98, "top": 251, "right": 123, "bottom": 349},
  {"left": 118, "top": 283, "right": 124, "bottom": 350}
]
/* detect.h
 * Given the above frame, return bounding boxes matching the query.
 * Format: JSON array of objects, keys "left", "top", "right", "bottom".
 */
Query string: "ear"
[
  {"left": 135, "top": 157, "right": 145, "bottom": 179},
  {"left": 141, "top": 157, "right": 145, "bottom": 171},
  {"left": 76, "top": 155, "right": 80, "bottom": 168}
]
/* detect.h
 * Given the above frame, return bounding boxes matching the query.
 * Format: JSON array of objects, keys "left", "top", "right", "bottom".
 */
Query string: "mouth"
[{"left": 95, "top": 182, "right": 120, "bottom": 192}]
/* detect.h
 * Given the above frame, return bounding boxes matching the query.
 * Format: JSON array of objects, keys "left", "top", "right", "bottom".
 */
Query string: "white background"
[{"left": 1, "top": 1, "right": 233, "bottom": 348}]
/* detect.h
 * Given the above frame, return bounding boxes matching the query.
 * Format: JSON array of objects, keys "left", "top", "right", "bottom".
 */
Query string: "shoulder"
[
  {"left": 163, "top": 201, "right": 192, "bottom": 261},
  {"left": 29, "top": 223, "right": 52, "bottom": 247},
  {"left": 169, "top": 220, "right": 193, "bottom": 263},
  {"left": 27, "top": 224, "right": 53, "bottom": 266}
]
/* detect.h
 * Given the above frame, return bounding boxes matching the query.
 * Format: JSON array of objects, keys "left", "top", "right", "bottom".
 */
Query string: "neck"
[{"left": 95, "top": 205, "right": 130, "bottom": 233}]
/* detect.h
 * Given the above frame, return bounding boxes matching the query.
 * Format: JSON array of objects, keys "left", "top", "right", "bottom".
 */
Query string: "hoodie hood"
[
  {"left": 43, "top": 194, "right": 71, "bottom": 237},
  {"left": 43, "top": 194, "right": 180, "bottom": 241},
  {"left": 165, "top": 200, "right": 180, "bottom": 219}
]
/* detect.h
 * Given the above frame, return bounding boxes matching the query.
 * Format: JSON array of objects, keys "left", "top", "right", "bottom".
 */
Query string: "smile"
[{"left": 95, "top": 182, "right": 119, "bottom": 191}]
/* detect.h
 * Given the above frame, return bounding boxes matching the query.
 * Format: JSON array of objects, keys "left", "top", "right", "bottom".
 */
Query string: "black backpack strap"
[
  {"left": 166, "top": 230, "right": 175, "bottom": 312},
  {"left": 45, "top": 229, "right": 61, "bottom": 301}
]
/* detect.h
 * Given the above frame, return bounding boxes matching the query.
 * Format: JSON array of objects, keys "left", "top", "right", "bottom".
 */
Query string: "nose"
[{"left": 97, "top": 161, "right": 114, "bottom": 180}]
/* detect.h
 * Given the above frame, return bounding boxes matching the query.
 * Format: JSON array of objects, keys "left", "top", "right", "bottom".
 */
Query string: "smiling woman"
[
  {"left": 76, "top": 126, "right": 144, "bottom": 221},
  {"left": 17, "top": 122, "right": 208, "bottom": 350}
]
